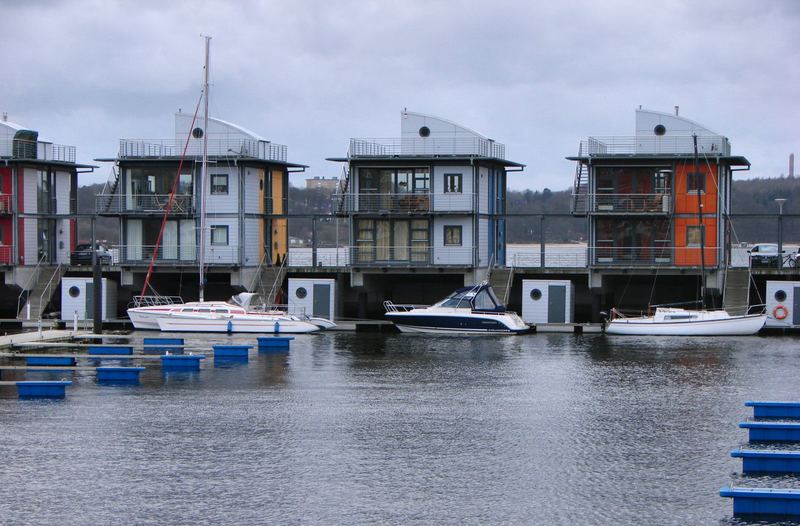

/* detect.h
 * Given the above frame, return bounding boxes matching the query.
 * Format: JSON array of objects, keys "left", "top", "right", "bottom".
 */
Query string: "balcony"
[
  {"left": 581, "top": 136, "right": 730, "bottom": 157},
  {"left": 0, "top": 194, "right": 11, "bottom": 214},
  {"left": 96, "top": 194, "right": 194, "bottom": 215},
  {"left": 588, "top": 193, "right": 671, "bottom": 215},
  {"left": 333, "top": 192, "right": 475, "bottom": 214},
  {"left": 349, "top": 137, "right": 505, "bottom": 159},
  {"left": 0, "top": 139, "right": 76, "bottom": 163},
  {"left": 110, "top": 244, "right": 237, "bottom": 265},
  {"left": 118, "top": 138, "right": 287, "bottom": 162},
  {"left": 0, "top": 244, "right": 12, "bottom": 265}
]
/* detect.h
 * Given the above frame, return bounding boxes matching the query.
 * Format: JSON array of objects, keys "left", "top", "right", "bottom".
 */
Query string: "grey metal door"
[
  {"left": 794, "top": 287, "right": 800, "bottom": 326},
  {"left": 548, "top": 285, "right": 566, "bottom": 323},
  {"left": 313, "top": 284, "right": 331, "bottom": 319}
]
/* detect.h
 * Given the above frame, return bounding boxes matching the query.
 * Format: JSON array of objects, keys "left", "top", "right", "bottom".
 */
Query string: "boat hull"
[
  {"left": 128, "top": 308, "right": 172, "bottom": 330},
  {"left": 156, "top": 315, "right": 320, "bottom": 334},
  {"left": 605, "top": 313, "right": 767, "bottom": 336},
  {"left": 386, "top": 312, "right": 529, "bottom": 335}
]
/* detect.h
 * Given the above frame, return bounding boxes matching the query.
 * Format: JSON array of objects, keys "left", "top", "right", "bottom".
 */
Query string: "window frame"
[
  {"left": 210, "top": 225, "right": 229, "bottom": 246},
  {"left": 444, "top": 225, "right": 463, "bottom": 246},
  {"left": 210, "top": 173, "right": 229, "bottom": 195},
  {"left": 687, "top": 171, "right": 705, "bottom": 194},
  {"left": 444, "top": 173, "right": 463, "bottom": 194},
  {"left": 686, "top": 225, "right": 704, "bottom": 247}
]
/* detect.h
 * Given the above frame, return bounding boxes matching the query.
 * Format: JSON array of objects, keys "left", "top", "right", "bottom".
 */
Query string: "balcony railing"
[
  {"left": 582, "top": 135, "right": 730, "bottom": 156},
  {"left": 96, "top": 194, "right": 195, "bottom": 214},
  {"left": 0, "top": 139, "right": 76, "bottom": 163},
  {"left": 332, "top": 192, "right": 475, "bottom": 214},
  {"left": 0, "top": 194, "right": 11, "bottom": 214},
  {"left": 588, "top": 193, "right": 671, "bottom": 214},
  {"left": 0, "top": 244, "right": 12, "bottom": 265},
  {"left": 118, "top": 138, "right": 288, "bottom": 162},
  {"left": 349, "top": 137, "right": 505, "bottom": 158},
  {"left": 110, "top": 244, "right": 237, "bottom": 265}
]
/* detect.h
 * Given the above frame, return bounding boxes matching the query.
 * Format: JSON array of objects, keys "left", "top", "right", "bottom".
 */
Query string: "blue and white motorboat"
[{"left": 383, "top": 282, "right": 529, "bottom": 335}]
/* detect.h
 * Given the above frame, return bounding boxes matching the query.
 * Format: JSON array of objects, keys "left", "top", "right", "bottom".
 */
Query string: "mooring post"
[{"left": 73, "top": 310, "right": 78, "bottom": 332}]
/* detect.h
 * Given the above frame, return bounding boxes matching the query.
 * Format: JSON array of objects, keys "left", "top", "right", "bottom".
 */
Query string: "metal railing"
[
  {"left": 16, "top": 254, "right": 46, "bottom": 317},
  {"left": 586, "top": 193, "right": 671, "bottom": 214},
  {"left": 0, "top": 194, "right": 11, "bottom": 214},
  {"left": 0, "top": 244, "right": 11, "bottom": 264},
  {"left": 130, "top": 295, "right": 184, "bottom": 308},
  {"left": 582, "top": 135, "right": 730, "bottom": 156},
  {"left": 118, "top": 138, "right": 287, "bottom": 162},
  {"left": 96, "top": 194, "right": 194, "bottom": 214},
  {"left": 37, "top": 263, "right": 63, "bottom": 320},
  {"left": 110, "top": 244, "right": 237, "bottom": 265},
  {"left": 332, "top": 192, "right": 476, "bottom": 214},
  {"left": 0, "top": 139, "right": 76, "bottom": 162},
  {"left": 349, "top": 137, "right": 505, "bottom": 158}
]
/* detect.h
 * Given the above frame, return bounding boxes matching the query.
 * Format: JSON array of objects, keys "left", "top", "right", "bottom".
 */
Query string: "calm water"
[{"left": 1, "top": 331, "right": 799, "bottom": 525}]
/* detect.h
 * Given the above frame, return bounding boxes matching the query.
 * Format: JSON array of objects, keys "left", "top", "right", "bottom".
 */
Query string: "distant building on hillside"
[{"left": 305, "top": 176, "right": 339, "bottom": 191}]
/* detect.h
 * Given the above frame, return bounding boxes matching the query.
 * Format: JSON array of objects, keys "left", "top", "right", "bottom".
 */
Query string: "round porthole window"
[
  {"left": 530, "top": 288, "right": 542, "bottom": 301},
  {"left": 68, "top": 286, "right": 80, "bottom": 298},
  {"left": 192, "top": 127, "right": 204, "bottom": 139},
  {"left": 654, "top": 124, "right": 666, "bottom": 136},
  {"left": 775, "top": 290, "right": 787, "bottom": 302},
  {"left": 296, "top": 287, "right": 307, "bottom": 299},
  {"left": 418, "top": 126, "right": 430, "bottom": 138}
]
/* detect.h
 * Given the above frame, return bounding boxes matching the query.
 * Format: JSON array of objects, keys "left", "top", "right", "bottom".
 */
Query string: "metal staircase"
[
  {"left": 571, "top": 143, "right": 589, "bottom": 215},
  {"left": 17, "top": 264, "right": 66, "bottom": 320},
  {"left": 335, "top": 166, "right": 350, "bottom": 214},
  {"left": 100, "top": 167, "right": 120, "bottom": 213},
  {"left": 250, "top": 253, "right": 288, "bottom": 306},
  {"left": 489, "top": 266, "right": 515, "bottom": 306},
  {"left": 723, "top": 269, "right": 751, "bottom": 316}
]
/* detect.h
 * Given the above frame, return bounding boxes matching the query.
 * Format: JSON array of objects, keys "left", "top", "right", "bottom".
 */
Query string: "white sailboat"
[
  {"left": 605, "top": 136, "right": 766, "bottom": 336},
  {"left": 126, "top": 38, "right": 320, "bottom": 334}
]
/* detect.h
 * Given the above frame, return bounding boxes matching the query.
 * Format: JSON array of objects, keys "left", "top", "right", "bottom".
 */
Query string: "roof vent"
[
  {"left": 1, "top": 112, "right": 6, "bottom": 122},
  {"left": 674, "top": 106, "right": 679, "bottom": 116}
]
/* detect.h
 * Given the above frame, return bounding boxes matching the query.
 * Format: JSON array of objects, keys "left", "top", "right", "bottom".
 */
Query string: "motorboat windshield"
[{"left": 432, "top": 283, "right": 505, "bottom": 312}]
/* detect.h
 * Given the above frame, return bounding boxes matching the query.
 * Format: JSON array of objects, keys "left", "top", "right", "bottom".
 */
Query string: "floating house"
[
  {"left": 95, "top": 112, "right": 306, "bottom": 297},
  {"left": 569, "top": 108, "right": 750, "bottom": 311},
  {"left": 328, "top": 111, "right": 524, "bottom": 310},
  {"left": 0, "top": 114, "right": 93, "bottom": 318}
]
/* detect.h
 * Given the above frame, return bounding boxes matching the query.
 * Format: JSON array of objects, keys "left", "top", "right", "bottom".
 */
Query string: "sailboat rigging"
[
  {"left": 604, "top": 133, "right": 766, "bottom": 336},
  {"left": 126, "top": 37, "right": 324, "bottom": 333}
]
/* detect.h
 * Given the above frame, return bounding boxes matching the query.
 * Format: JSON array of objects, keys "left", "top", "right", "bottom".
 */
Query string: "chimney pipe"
[
  {"left": 791, "top": 153, "right": 795, "bottom": 178},
  {"left": 674, "top": 106, "right": 679, "bottom": 116},
  {"left": 2, "top": 112, "right": 6, "bottom": 122}
]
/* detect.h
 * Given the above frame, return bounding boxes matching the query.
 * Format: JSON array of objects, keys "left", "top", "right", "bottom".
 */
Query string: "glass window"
[
  {"left": 445, "top": 173, "right": 463, "bottom": 193},
  {"left": 211, "top": 225, "right": 229, "bottom": 245},
  {"left": 396, "top": 170, "right": 412, "bottom": 194},
  {"left": 414, "top": 168, "right": 430, "bottom": 193},
  {"left": 473, "top": 289, "right": 497, "bottom": 310},
  {"left": 687, "top": 172, "right": 705, "bottom": 193},
  {"left": 444, "top": 226, "right": 462, "bottom": 246},
  {"left": 686, "top": 225, "right": 704, "bottom": 247},
  {"left": 211, "top": 174, "right": 228, "bottom": 195}
]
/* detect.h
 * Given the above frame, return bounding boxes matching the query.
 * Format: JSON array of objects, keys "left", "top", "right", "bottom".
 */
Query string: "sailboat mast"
[
  {"left": 693, "top": 134, "right": 706, "bottom": 308},
  {"left": 199, "top": 36, "right": 211, "bottom": 302}
]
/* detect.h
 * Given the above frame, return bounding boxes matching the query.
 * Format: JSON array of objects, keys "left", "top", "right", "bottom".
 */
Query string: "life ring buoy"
[{"left": 773, "top": 305, "right": 789, "bottom": 320}]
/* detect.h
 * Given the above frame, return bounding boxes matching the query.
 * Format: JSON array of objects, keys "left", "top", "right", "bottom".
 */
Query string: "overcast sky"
[{"left": 2, "top": 0, "right": 798, "bottom": 191}]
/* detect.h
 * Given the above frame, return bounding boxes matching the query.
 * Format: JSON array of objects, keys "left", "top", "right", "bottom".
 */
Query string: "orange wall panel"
[
  {"left": 674, "top": 217, "right": 718, "bottom": 266},
  {"left": 674, "top": 162, "right": 718, "bottom": 215}
]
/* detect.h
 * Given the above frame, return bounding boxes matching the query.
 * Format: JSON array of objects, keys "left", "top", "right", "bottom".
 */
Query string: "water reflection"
[{"left": 1, "top": 331, "right": 800, "bottom": 524}]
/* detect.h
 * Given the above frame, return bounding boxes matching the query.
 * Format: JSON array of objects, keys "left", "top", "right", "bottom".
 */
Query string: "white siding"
[
  {"left": 243, "top": 168, "right": 261, "bottom": 213},
  {"left": 243, "top": 218, "right": 260, "bottom": 266},
  {"left": 55, "top": 171, "right": 71, "bottom": 214},
  {"left": 478, "top": 218, "right": 488, "bottom": 267},
  {"left": 60, "top": 278, "right": 117, "bottom": 321},
  {"left": 205, "top": 167, "right": 239, "bottom": 213},
  {"left": 432, "top": 165, "right": 473, "bottom": 212},
  {"left": 766, "top": 281, "right": 800, "bottom": 328},
  {"left": 56, "top": 218, "right": 71, "bottom": 264},
  {"left": 206, "top": 218, "right": 238, "bottom": 264},
  {"left": 521, "top": 280, "right": 574, "bottom": 324},
  {"left": 432, "top": 216, "right": 473, "bottom": 265},
  {"left": 287, "top": 278, "right": 336, "bottom": 319},
  {"left": 23, "top": 169, "right": 38, "bottom": 265},
  {"left": 478, "top": 167, "right": 489, "bottom": 214}
]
